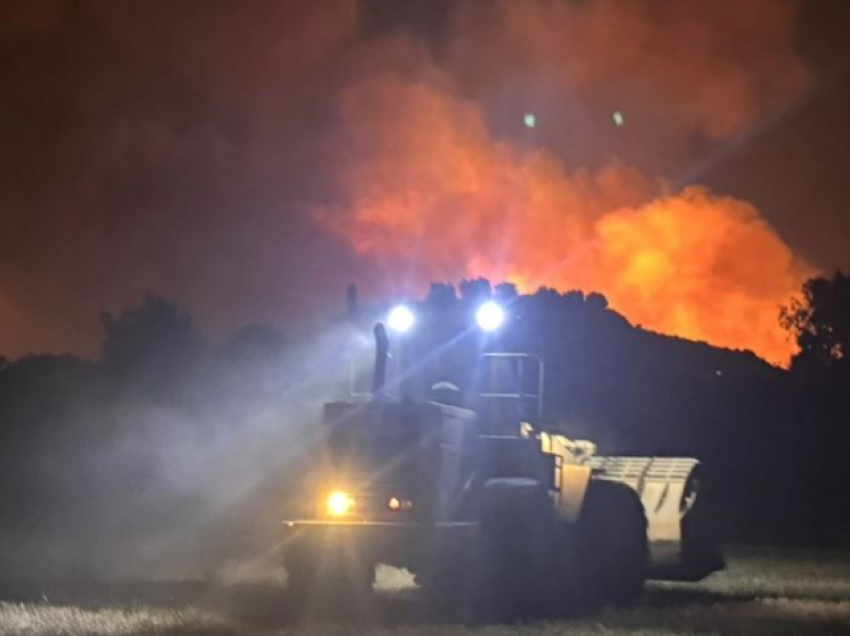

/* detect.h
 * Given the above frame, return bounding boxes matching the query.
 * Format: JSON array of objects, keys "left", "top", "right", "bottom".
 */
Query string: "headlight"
[
  {"left": 326, "top": 490, "right": 355, "bottom": 517},
  {"left": 387, "top": 304, "right": 416, "bottom": 333},
  {"left": 475, "top": 300, "right": 505, "bottom": 332}
]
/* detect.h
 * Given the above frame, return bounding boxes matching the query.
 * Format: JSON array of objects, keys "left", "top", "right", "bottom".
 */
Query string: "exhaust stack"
[{"left": 372, "top": 322, "right": 389, "bottom": 396}]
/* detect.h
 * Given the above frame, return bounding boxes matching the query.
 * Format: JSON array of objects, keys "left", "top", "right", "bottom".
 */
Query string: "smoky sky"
[
  {"left": 0, "top": 0, "right": 364, "bottom": 356},
  {"left": 1, "top": 0, "right": 849, "bottom": 359}
]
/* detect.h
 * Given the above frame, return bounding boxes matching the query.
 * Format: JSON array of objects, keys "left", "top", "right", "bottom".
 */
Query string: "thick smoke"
[
  {"left": 0, "top": 0, "right": 816, "bottom": 365},
  {"left": 0, "top": 0, "right": 362, "bottom": 357},
  {"left": 447, "top": 0, "right": 809, "bottom": 170},
  {"left": 317, "top": 0, "right": 813, "bottom": 365}
]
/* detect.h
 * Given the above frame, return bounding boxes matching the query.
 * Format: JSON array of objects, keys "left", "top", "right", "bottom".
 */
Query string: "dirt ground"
[{"left": 1, "top": 547, "right": 849, "bottom": 636}]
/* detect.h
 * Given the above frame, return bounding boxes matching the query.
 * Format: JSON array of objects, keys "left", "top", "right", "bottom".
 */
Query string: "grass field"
[{"left": 1, "top": 547, "right": 849, "bottom": 636}]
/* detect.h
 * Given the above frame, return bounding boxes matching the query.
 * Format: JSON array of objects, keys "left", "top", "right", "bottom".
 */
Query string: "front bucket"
[{"left": 588, "top": 456, "right": 724, "bottom": 581}]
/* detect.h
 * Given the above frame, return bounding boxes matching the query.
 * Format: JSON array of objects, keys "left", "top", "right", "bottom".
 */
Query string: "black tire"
[
  {"left": 468, "top": 480, "right": 560, "bottom": 622},
  {"left": 574, "top": 479, "right": 648, "bottom": 607},
  {"left": 680, "top": 488, "right": 725, "bottom": 580},
  {"left": 416, "top": 543, "right": 485, "bottom": 620}
]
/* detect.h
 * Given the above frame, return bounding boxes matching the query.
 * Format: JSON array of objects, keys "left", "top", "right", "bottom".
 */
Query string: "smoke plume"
[
  {"left": 317, "top": 0, "right": 813, "bottom": 365},
  {"left": 0, "top": 0, "right": 817, "bottom": 366}
]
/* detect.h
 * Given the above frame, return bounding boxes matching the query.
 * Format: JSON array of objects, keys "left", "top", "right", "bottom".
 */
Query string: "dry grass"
[{"left": 2, "top": 547, "right": 850, "bottom": 636}]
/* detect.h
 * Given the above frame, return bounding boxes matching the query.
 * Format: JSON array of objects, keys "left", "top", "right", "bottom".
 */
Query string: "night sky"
[{"left": 1, "top": 0, "right": 849, "bottom": 359}]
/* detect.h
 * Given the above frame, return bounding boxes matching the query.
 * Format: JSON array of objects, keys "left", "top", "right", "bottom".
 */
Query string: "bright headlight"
[
  {"left": 475, "top": 301, "right": 505, "bottom": 332},
  {"left": 326, "top": 490, "right": 355, "bottom": 517},
  {"left": 387, "top": 304, "right": 416, "bottom": 333}
]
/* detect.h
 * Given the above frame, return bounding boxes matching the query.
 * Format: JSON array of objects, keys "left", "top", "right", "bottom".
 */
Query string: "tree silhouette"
[
  {"left": 425, "top": 282, "right": 457, "bottom": 308},
  {"left": 781, "top": 272, "right": 850, "bottom": 541},
  {"left": 99, "top": 294, "right": 203, "bottom": 397},
  {"left": 585, "top": 291, "right": 609, "bottom": 312},
  {"left": 494, "top": 282, "right": 518, "bottom": 302},
  {"left": 781, "top": 271, "right": 850, "bottom": 377},
  {"left": 458, "top": 278, "right": 492, "bottom": 302}
]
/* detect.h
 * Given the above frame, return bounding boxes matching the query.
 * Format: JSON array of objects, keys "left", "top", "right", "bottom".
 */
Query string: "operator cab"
[
  {"left": 314, "top": 298, "right": 546, "bottom": 525},
  {"left": 346, "top": 299, "right": 543, "bottom": 429}
]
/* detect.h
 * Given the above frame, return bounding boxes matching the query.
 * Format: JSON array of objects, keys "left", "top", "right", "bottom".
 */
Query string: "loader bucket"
[{"left": 587, "top": 456, "right": 723, "bottom": 581}]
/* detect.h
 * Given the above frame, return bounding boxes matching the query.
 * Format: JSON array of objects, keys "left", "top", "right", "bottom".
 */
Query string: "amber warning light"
[{"left": 326, "top": 490, "right": 355, "bottom": 517}]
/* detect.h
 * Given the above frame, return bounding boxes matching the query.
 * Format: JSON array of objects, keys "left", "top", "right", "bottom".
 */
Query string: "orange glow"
[{"left": 317, "top": 74, "right": 812, "bottom": 367}]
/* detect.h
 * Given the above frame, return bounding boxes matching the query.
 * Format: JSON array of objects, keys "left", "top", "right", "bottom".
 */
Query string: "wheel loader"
[{"left": 281, "top": 294, "right": 722, "bottom": 618}]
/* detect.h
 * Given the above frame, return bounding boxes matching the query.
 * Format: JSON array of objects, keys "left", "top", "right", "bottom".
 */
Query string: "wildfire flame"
[{"left": 316, "top": 0, "right": 814, "bottom": 367}]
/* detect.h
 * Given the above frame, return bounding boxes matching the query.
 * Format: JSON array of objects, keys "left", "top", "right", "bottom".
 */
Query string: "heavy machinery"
[{"left": 282, "top": 293, "right": 722, "bottom": 618}]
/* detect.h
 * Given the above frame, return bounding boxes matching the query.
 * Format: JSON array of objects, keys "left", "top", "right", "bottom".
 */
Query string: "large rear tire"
[
  {"left": 468, "top": 480, "right": 561, "bottom": 622},
  {"left": 416, "top": 544, "right": 485, "bottom": 620},
  {"left": 574, "top": 479, "right": 648, "bottom": 607},
  {"left": 679, "top": 474, "right": 725, "bottom": 580}
]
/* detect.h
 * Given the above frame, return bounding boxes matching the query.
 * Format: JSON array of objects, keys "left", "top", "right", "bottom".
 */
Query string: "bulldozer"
[{"left": 281, "top": 292, "right": 722, "bottom": 618}]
